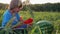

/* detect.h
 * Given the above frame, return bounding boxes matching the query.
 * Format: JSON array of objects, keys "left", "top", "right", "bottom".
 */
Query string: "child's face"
[{"left": 13, "top": 6, "right": 23, "bottom": 12}]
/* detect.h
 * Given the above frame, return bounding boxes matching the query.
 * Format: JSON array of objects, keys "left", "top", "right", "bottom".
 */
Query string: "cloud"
[
  {"left": 0, "top": 0, "right": 60, "bottom": 4},
  {"left": 30, "top": 0, "right": 60, "bottom": 4},
  {"left": 0, "top": 0, "right": 11, "bottom": 4}
]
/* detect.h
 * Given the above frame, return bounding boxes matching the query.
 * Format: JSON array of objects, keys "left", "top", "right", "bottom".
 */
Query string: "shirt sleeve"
[
  {"left": 2, "top": 11, "right": 11, "bottom": 27},
  {"left": 11, "top": 13, "right": 20, "bottom": 26},
  {"left": 15, "top": 13, "right": 20, "bottom": 21}
]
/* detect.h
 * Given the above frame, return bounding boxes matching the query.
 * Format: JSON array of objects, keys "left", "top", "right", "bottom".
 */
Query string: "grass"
[
  {"left": 0, "top": 10, "right": 60, "bottom": 34},
  {"left": 19, "top": 11, "right": 60, "bottom": 34}
]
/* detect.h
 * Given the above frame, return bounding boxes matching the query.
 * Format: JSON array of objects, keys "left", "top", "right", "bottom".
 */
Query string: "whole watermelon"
[{"left": 36, "top": 20, "right": 54, "bottom": 34}]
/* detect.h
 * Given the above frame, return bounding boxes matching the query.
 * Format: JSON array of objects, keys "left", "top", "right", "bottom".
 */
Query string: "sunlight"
[
  {"left": 0, "top": 0, "right": 26, "bottom": 4},
  {"left": 0, "top": 0, "right": 60, "bottom": 4},
  {"left": 0, "top": 0, "right": 11, "bottom": 4}
]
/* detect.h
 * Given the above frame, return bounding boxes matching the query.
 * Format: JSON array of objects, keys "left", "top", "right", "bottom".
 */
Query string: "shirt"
[{"left": 2, "top": 10, "right": 20, "bottom": 27}]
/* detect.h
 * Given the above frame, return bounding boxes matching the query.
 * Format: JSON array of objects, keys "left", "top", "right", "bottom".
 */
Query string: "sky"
[{"left": 0, "top": 0, "right": 60, "bottom": 4}]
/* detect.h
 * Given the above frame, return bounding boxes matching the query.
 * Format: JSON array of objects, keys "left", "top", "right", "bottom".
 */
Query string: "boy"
[
  {"left": 1, "top": 0, "right": 33, "bottom": 34},
  {"left": 2, "top": 0, "right": 28, "bottom": 28}
]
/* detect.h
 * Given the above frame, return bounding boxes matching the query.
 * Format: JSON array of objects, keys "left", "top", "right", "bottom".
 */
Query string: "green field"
[{"left": 0, "top": 10, "right": 60, "bottom": 34}]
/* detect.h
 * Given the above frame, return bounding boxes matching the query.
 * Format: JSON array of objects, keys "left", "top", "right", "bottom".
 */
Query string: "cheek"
[{"left": 16, "top": 8, "right": 19, "bottom": 11}]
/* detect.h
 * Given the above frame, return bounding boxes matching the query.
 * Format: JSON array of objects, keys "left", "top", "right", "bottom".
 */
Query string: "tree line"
[{"left": 0, "top": 3, "right": 60, "bottom": 12}]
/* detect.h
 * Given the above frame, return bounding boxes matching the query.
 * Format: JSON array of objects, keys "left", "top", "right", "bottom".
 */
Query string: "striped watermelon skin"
[{"left": 36, "top": 20, "right": 54, "bottom": 34}]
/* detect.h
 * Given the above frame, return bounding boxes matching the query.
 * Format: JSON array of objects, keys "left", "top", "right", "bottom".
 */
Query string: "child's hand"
[
  {"left": 20, "top": 16, "right": 23, "bottom": 21},
  {"left": 20, "top": 16, "right": 24, "bottom": 23}
]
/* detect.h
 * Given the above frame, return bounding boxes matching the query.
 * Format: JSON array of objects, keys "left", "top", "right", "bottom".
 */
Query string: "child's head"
[{"left": 9, "top": 0, "right": 23, "bottom": 12}]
